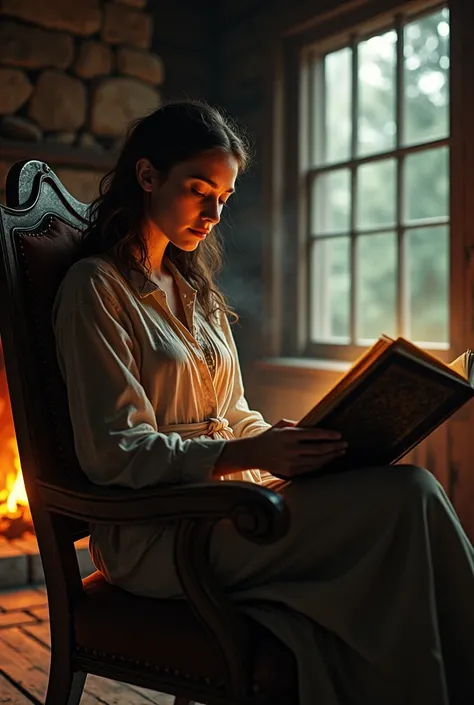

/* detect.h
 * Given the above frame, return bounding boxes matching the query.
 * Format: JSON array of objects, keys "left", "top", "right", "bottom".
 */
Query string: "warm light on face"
[{"left": 143, "top": 148, "right": 239, "bottom": 252}]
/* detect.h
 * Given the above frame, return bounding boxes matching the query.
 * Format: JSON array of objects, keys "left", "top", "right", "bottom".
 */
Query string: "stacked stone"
[{"left": 0, "top": 0, "right": 164, "bottom": 202}]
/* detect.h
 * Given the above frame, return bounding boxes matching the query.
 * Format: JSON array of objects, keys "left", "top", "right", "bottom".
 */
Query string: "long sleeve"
[
  {"left": 220, "top": 313, "right": 271, "bottom": 439},
  {"left": 53, "top": 271, "right": 226, "bottom": 489}
]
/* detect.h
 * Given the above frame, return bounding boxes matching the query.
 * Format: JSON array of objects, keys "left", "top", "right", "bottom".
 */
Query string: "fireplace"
[
  {"left": 0, "top": 341, "right": 94, "bottom": 588},
  {"left": 0, "top": 341, "right": 32, "bottom": 541}
]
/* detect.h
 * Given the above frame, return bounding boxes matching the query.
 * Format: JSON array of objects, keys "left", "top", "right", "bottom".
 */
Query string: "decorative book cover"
[{"left": 297, "top": 337, "right": 474, "bottom": 473}]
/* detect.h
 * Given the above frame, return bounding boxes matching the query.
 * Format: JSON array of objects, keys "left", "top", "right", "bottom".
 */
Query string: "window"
[{"left": 302, "top": 5, "right": 450, "bottom": 355}]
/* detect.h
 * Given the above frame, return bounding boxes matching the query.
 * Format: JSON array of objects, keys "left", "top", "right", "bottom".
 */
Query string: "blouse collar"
[{"left": 128, "top": 257, "right": 197, "bottom": 302}]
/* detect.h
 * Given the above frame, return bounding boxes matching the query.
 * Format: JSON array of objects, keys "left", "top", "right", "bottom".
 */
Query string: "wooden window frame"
[{"left": 264, "top": 0, "right": 468, "bottom": 366}]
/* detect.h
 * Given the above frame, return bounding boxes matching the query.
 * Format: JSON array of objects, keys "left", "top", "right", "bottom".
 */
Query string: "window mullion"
[
  {"left": 396, "top": 14, "right": 407, "bottom": 338},
  {"left": 350, "top": 34, "right": 358, "bottom": 346},
  {"left": 308, "top": 53, "right": 327, "bottom": 342},
  {"left": 305, "top": 136, "right": 450, "bottom": 178}
]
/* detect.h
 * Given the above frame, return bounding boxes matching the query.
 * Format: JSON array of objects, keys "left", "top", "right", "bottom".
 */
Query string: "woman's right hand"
[
  {"left": 214, "top": 426, "right": 347, "bottom": 479},
  {"left": 248, "top": 426, "right": 347, "bottom": 478}
]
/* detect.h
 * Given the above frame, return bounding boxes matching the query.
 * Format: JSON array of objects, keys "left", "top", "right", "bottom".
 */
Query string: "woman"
[{"left": 52, "top": 100, "right": 474, "bottom": 705}]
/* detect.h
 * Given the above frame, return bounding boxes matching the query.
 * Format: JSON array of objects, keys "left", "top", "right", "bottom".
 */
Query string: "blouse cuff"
[{"left": 181, "top": 438, "right": 227, "bottom": 483}]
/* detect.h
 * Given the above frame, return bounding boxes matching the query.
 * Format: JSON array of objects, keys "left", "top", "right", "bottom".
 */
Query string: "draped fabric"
[
  {"left": 53, "top": 254, "right": 267, "bottom": 580},
  {"left": 53, "top": 254, "right": 474, "bottom": 704}
]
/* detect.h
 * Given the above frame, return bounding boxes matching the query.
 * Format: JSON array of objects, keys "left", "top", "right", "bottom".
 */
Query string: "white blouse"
[{"left": 52, "top": 254, "right": 271, "bottom": 580}]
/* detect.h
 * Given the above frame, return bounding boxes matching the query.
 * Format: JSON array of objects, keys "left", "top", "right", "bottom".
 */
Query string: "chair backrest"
[{"left": 0, "top": 160, "right": 92, "bottom": 544}]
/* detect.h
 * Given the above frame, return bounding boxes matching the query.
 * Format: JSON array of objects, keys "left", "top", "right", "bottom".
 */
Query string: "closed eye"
[{"left": 192, "top": 187, "right": 230, "bottom": 208}]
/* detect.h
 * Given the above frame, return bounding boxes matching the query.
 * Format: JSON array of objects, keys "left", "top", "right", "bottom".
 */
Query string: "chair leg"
[{"left": 45, "top": 667, "right": 86, "bottom": 705}]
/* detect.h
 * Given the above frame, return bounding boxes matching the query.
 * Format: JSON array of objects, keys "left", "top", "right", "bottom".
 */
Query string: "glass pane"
[
  {"left": 358, "top": 30, "right": 397, "bottom": 156},
  {"left": 357, "top": 159, "right": 396, "bottom": 229},
  {"left": 318, "top": 48, "right": 352, "bottom": 164},
  {"left": 405, "top": 146, "right": 449, "bottom": 223},
  {"left": 356, "top": 233, "right": 397, "bottom": 341},
  {"left": 310, "top": 237, "right": 351, "bottom": 342},
  {"left": 311, "top": 169, "right": 351, "bottom": 235},
  {"left": 406, "top": 225, "right": 449, "bottom": 343},
  {"left": 403, "top": 8, "right": 450, "bottom": 146}
]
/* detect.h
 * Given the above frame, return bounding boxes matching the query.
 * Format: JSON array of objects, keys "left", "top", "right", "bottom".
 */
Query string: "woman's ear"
[{"left": 136, "top": 158, "right": 158, "bottom": 193}]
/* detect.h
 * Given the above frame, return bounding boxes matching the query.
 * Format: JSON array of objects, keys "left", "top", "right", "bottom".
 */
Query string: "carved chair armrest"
[
  {"left": 36, "top": 477, "right": 289, "bottom": 545},
  {"left": 37, "top": 477, "right": 291, "bottom": 698}
]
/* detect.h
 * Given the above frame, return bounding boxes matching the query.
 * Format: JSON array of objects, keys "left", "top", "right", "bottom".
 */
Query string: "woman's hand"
[
  {"left": 213, "top": 425, "right": 347, "bottom": 479},
  {"left": 248, "top": 425, "right": 347, "bottom": 479}
]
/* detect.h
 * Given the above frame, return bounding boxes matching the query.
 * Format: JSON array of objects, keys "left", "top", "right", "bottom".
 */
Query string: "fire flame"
[
  {"left": 0, "top": 345, "right": 33, "bottom": 537},
  {"left": 0, "top": 437, "right": 29, "bottom": 518}
]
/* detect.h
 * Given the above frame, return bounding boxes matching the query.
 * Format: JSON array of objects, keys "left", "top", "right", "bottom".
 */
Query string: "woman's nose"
[{"left": 202, "top": 199, "right": 221, "bottom": 224}]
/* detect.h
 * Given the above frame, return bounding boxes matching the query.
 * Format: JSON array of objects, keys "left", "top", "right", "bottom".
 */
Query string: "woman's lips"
[{"left": 188, "top": 228, "right": 208, "bottom": 239}]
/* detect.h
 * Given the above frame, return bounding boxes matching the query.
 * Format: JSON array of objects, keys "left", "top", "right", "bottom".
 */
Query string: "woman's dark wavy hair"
[{"left": 79, "top": 100, "right": 252, "bottom": 323}]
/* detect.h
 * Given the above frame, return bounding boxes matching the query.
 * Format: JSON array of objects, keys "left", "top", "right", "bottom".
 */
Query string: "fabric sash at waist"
[
  {"left": 158, "top": 416, "right": 235, "bottom": 441},
  {"left": 159, "top": 416, "right": 264, "bottom": 485}
]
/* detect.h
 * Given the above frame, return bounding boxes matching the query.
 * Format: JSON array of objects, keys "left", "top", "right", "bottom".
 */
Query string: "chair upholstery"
[
  {"left": 14, "top": 214, "right": 85, "bottom": 487},
  {"left": 76, "top": 571, "right": 296, "bottom": 697}
]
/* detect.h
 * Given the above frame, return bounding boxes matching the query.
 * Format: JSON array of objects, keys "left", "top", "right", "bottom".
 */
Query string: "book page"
[
  {"left": 396, "top": 338, "right": 466, "bottom": 380},
  {"left": 447, "top": 350, "right": 474, "bottom": 385},
  {"left": 466, "top": 350, "right": 474, "bottom": 385},
  {"left": 448, "top": 352, "right": 468, "bottom": 380}
]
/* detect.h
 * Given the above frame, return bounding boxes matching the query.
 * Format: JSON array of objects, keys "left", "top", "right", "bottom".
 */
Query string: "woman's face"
[{"left": 137, "top": 147, "right": 238, "bottom": 251}]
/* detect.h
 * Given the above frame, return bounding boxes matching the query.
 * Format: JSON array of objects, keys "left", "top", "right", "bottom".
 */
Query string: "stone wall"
[{"left": 0, "top": 0, "right": 164, "bottom": 203}]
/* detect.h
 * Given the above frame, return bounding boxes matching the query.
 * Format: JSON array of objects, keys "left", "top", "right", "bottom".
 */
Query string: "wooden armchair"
[{"left": 0, "top": 161, "right": 297, "bottom": 705}]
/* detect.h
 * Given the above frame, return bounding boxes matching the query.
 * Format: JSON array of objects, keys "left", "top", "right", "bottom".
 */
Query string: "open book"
[{"left": 297, "top": 335, "right": 474, "bottom": 472}]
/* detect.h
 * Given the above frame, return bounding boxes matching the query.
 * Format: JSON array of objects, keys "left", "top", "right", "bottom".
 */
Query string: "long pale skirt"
[{"left": 111, "top": 465, "right": 474, "bottom": 705}]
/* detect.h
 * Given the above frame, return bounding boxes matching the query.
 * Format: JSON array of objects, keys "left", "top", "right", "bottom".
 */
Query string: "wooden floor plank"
[
  {"left": 0, "top": 589, "right": 46, "bottom": 612},
  {"left": 0, "top": 628, "right": 99, "bottom": 705},
  {"left": 18, "top": 623, "right": 50, "bottom": 647},
  {"left": 20, "top": 624, "right": 174, "bottom": 705},
  {"left": 0, "top": 673, "right": 32, "bottom": 704},
  {"left": 25, "top": 606, "right": 48, "bottom": 622},
  {"left": 0, "top": 611, "right": 38, "bottom": 629}
]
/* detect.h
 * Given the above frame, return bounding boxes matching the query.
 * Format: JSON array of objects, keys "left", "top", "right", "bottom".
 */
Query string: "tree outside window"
[{"left": 306, "top": 6, "right": 450, "bottom": 350}]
